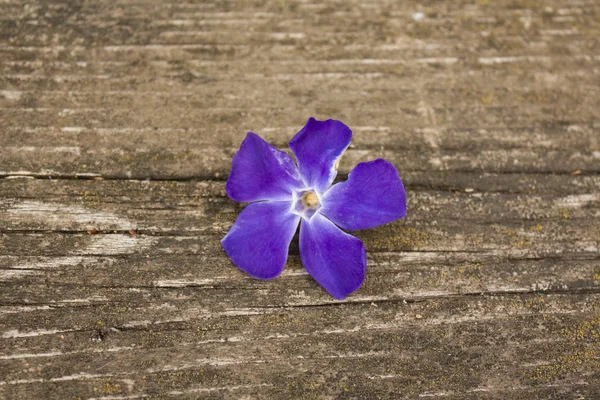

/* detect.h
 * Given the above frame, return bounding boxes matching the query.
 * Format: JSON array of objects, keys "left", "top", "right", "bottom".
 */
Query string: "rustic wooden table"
[{"left": 1, "top": 0, "right": 599, "bottom": 399}]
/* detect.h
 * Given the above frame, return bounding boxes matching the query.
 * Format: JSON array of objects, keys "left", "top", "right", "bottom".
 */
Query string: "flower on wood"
[{"left": 221, "top": 117, "right": 407, "bottom": 299}]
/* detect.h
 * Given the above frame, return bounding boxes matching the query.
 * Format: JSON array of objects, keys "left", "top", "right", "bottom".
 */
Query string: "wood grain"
[{"left": 1, "top": 0, "right": 599, "bottom": 398}]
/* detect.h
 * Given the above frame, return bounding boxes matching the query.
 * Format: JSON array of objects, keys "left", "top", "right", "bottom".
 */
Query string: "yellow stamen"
[{"left": 304, "top": 192, "right": 318, "bottom": 207}]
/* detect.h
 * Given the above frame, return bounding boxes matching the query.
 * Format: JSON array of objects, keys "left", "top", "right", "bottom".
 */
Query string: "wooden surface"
[{"left": 1, "top": 0, "right": 599, "bottom": 398}]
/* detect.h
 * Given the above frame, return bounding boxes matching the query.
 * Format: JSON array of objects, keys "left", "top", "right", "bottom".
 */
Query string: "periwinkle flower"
[{"left": 221, "top": 117, "right": 407, "bottom": 299}]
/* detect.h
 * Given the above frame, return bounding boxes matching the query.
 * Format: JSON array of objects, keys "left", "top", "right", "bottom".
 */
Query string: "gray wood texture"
[{"left": 1, "top": 0, "right": 599, "bottom": 398}]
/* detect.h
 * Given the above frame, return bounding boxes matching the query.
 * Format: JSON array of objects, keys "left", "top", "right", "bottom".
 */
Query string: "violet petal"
[
  {"left": 299, "top": 214, "right": 366, "bottom": 299},
  {"left": 221, "top": 201, "right": 300, "bottom": 279},
  {"left": 226, "top": 132, "right": 303, "bottom": 202},
  {"left": 321, "top": 159, "right": 406, "bottom": 230},
  {"left": 289, "top": 117, "right": 352, "bottom": 194}
]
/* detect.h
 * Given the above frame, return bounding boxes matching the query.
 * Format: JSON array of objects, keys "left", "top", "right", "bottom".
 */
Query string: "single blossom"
[{"left": 221, "top": 117, "right": 407, "bottom": 299}]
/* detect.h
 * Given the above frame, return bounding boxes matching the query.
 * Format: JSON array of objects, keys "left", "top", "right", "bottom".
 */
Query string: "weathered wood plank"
[
  {"left": 0, "top": 178, "right": 597, "bottom": 398},
  {"left": 1, "top": 146, "right": 599, "bottom": 179},
  {"left": 1, "top": 86, "right": 597, "bottom": 113},
  {"left": 1, "top": 294, "right": 599, "bottom": 399},
  {"left": 0, "top": 172, "right": 599, "bottom": 196},
  {"left": 2, "top": 58, "right": 599, "bottom": 77},
  {"left": 0, "top": 178, "right": 597, "bottom": 323},
  {"left": 0, "top": 196, "right": 598, "bottom": 258},
  {"left": 1, "top": 0, "right": 598, "bottom": 48},
  {"left": 1, "top": 0, "right": 599, "bottom": 398},
  {"left": 2, "top": 117, "right": 598, "bottom": 151},
  {"left": 0, "top": 179, "right": 598, "bottom": 229},
  {"left": 1, "top": 171, "right": 599, "bottom": 194}
]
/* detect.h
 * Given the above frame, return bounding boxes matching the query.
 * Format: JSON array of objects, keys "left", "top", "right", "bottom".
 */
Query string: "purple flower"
[{"left": 221, "top": 117, "right": 407, "bottom": 299}]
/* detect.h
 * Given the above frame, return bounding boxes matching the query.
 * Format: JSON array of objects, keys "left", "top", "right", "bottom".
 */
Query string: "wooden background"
[{"left": 1, "top": 0, "right": 599, "bottom": 398}]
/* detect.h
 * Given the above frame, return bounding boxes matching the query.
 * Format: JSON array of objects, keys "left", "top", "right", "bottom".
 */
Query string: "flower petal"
[
  {"left": 289, "top": 117, "right": 352, "bottom": 194},
  {"left": 320, "top": 159, "right": 407, "bottom": 230},
  {"left": 299, "top": 214, "right": 366, "bottom": 299},
  {"left": 221, "top": 201, "right": 300, "bottom": 279},
  {"left": 226, "top": 132, "right": 303, "bottom": 202}
]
